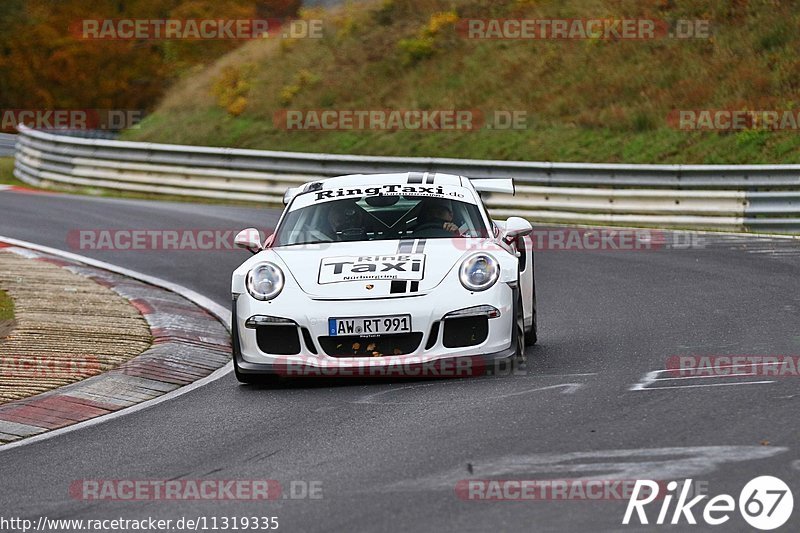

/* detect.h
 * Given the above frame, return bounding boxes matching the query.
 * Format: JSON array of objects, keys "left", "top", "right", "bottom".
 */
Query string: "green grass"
[
  {"left": 122, "top": 0, "right": 800, "bottom": 164},
  {"left": 128, "top": 118, "right": 800, "bottom": 163},
  {"left": 0, "top": 157, "right": 26, "bottom": 187},
  {"left": 0, "top": 289, "right": 14, "bottom": 323}
]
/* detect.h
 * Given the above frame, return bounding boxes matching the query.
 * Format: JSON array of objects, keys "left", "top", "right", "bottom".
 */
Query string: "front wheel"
[
  {"left": 525, "top": 289, "right": 538, "bottom": 346},
  {"left": 524, "top": 264, "right": 538, "bottom": 345},
  {"left": 512, "top": 293, "right": 527, "bottom": 369}
]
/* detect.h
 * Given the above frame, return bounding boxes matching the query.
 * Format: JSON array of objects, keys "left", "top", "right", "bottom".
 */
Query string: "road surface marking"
[
  {"left": 630, "top": 364, "right": 778, "bottom": 391},
  {"left": 353, "top": 382, "right": 583, "bottom": 405},
  {"left": 388, "top": 446, "right": 789, "bottom": 491}
]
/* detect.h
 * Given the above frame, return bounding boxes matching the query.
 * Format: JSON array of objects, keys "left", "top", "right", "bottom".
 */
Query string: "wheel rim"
[{"left": 516, "top": 307, "right": 526, "bottom": 361}]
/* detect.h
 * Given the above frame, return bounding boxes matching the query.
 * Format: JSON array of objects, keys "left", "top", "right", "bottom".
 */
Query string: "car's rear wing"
[
  {"left": 470, "top": 178, "right": 515, "bottom": 195},
  {"left": 283, "top": 186, "right": 302, "bottom": 205},
  {"left": 284, "top": 181, "right": 324, "bottom": 204}
]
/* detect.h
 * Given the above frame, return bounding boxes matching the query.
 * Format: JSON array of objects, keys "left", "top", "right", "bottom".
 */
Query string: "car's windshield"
[{"left": 273, "top": 195, "right": 488, "bottom": 246}]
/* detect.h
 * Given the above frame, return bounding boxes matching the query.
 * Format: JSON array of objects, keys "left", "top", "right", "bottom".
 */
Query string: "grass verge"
[
  {"left": 0, "top": 289, "right": 13, "bottom": 322},
  {"left": 0, "top": 158, "right": 26, "bottom": 187},
  {"left": 0, "top": 288, "right": 14, "bottom": 340}
]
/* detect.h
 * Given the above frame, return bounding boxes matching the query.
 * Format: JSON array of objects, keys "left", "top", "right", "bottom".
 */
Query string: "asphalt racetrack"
[{"left": 1, "top": 189, "right": 798, "bottom": 531}]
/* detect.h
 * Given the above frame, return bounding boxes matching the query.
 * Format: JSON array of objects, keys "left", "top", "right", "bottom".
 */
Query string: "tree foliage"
[{"left": 0, "top": 0, "right": 300, "bottom": 110}]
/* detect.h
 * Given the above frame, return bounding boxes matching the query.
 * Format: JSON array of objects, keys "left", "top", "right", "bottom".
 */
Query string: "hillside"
[{"left": 124, "top": 0, "right": 800, "bottom": 164}]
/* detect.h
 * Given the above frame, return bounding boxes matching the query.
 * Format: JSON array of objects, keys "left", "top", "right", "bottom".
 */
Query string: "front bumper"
[{"left": 233, "top": 280, "right": 517, "bottom": 378}]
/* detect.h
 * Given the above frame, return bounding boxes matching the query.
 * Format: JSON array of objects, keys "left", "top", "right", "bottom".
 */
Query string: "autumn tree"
[{"left": 0, "top": 0, "right": 301, "bottom": 113}]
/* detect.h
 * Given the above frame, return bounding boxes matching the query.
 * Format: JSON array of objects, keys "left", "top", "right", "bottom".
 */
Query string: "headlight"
[
  {"left": 459, "top": 254, "right": 499, "bottom": 292},
  {"left": 246, "top": 262, "right": 284, "bottom": 301}
]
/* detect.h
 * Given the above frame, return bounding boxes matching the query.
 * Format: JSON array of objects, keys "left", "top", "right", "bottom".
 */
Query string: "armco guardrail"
[{"left": 13, "top": 125, "right": 800, "bottom": 233}]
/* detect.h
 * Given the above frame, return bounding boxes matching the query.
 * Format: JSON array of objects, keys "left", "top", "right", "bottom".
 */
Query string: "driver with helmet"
[{"left": 326, "top": 201, "right": 364, "bottom": 240}]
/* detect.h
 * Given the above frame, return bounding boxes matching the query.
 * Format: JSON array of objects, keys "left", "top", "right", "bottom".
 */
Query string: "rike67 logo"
[{"left": 623, "top": 476, "right": 794, "bottom": 530}]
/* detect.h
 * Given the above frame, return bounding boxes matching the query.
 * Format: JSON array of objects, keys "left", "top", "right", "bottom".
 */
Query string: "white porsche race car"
[{"left": 231, "top": 172, "right": 536, "bottom": 383}]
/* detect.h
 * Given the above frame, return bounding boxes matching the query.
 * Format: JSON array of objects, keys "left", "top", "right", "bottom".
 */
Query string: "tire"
[
  {"left": 524, "top": 271, "right": 538, "bottom": 346},
  {"left": 512, "top": 292, "right": 527, "bottom": 370}
]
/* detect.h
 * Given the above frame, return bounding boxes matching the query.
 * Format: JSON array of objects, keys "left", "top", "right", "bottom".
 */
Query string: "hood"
[{"left": 272, "top": 238, "right": 486, "bottom": 300}]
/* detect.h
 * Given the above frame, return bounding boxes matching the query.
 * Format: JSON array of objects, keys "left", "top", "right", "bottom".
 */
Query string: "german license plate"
[{"left": 328, "top": 315, "right": 412, "bottom": 336}]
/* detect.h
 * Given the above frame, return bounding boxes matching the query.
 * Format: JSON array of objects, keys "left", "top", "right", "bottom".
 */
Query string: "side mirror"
[
  {"left": 234, "top": 228, "right": 263, "bottom": 254},
  {"left": 501, "top": 217, "right": 533, "bottom": 243}
]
